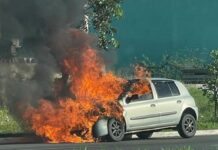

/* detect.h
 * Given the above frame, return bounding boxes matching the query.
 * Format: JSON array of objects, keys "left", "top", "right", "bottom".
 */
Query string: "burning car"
[{"left": 93, "top": 78, "right": 198, "bottom": 141}]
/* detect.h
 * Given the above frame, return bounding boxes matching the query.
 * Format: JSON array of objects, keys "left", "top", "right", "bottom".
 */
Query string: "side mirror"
[
  {"left": 126, "top": 97, "right": 131, "bottom": 104},
  {"left": 122, "top": 94, "right": 130, "bottom": 104}
]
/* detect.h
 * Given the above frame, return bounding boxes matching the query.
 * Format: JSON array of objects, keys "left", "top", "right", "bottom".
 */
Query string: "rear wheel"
[
  {"left": 177, "top": 114, "right": 196, "bottom": 138},
  {"left": 136, "top": 131, "right": 153, "bottom": 139},
  {"left": 108, "top": 118, "right": 125, "bottom": 141}
]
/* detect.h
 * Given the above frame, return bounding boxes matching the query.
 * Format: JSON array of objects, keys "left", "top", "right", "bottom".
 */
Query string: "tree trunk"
[
  {"left": 215, "top": 91, "right": 218, "bottom": 118},
  {"left": 80, "top": 4, "right": 89, "bottom": 33},
  {"left": 215, "top": 100, "right": 217, "bottom": 118}
]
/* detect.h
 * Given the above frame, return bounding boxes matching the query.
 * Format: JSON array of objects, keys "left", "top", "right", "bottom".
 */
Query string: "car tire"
[
  {"left": 136, "top": 131, "right": 153, "bottom": 139},
  {"left": 177, "top": 114, "right": 196, "bottom": 138},
  {"left": 108, "top": 118, "right": 125, "bottom": 142}
]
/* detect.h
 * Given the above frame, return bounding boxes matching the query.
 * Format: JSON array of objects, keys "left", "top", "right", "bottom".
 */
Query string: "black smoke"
[
  {"left": 0, "top": 0, "right": 93, "bottom": 112},
  {"left": 0, "top": 0, "right": 86, "bottom": 39}
]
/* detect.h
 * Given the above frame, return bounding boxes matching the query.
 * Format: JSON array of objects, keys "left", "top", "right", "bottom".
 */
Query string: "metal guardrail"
[
  {"left": 0, "top": 57, "right": 37, "bottom": 64},
  {"left": 181, "top": 68, "right": 209, "bottom": 84}
]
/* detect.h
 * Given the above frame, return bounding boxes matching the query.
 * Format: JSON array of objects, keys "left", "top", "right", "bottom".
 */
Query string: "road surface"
[{"left": 0, "top": 135, "right": 218, "bottom": 150}]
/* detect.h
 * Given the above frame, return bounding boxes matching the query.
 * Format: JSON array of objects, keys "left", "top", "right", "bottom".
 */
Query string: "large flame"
[
  {"left": 23, "top": 31, "right": 152, "bottom": 143},
  {"left": 24, "top": 47, "right": 128, "bottom": 143}
]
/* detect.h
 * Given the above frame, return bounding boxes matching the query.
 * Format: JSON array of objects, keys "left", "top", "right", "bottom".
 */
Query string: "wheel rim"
[
  {"left": 184, "top": 117, "right": 195, "bottom": 134},
  {"left": 111, "top": 120, "right": 123, "bottom": 137}
]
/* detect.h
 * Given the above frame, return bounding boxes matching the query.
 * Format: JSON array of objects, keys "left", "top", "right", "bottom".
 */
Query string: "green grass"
[
  {"left": 188, "top": 87, "right": 218, "bottom": 130},
  {"left": 0, "top": 106, "right": 25, "bottom": 133},
  {"left": 161, "top": 146, "right": 193, "bottom": 150},
  {"left": 71, "top": 146, "right": 194, "bottom": 150}
]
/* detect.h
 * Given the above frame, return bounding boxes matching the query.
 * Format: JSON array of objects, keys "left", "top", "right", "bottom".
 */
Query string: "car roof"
[
  {"left": 151, "top": 78, "right": 176, "bottom": 81},
  {"left": 128, "top": 78, "right": 177, "bottom": 82}
]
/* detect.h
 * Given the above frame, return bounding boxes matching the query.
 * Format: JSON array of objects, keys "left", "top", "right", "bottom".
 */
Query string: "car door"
[
  {"left": 123, "top": 92, "right": 159, "bottom": 131},
  {"left": 153, "top": 80, "right": 183, "bottom": 126}
]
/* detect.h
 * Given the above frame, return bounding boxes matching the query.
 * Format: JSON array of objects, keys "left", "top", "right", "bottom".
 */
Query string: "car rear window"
[{"left": 153, "top": 81, "right": 180, "bottom": 98}]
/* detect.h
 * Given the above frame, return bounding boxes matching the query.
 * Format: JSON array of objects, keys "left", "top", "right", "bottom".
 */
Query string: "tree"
[
  {"left": 87, "top": 0, "right": 123, "bottom": 50},
  {"left": 203, "top": 50, "right": 218, "bottom": 118},
  {"left": 135, "top": 54, "right": 205, "bottom": 80}
]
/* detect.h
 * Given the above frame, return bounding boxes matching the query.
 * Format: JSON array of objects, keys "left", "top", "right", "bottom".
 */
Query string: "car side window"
[
  {"left": 153, "top": 81, "right": 180, "bottom": 98},
  {"left": 126, "top": 93, "right": 153, "bottom": 104},
  {"left": 168, "top": 81, "right": 180, "bottom": 96},
  {"left": 126, "top": 94, "right": 139, "bottom": 104},
  {"left": 138, "top": 93, "right": 153, "bottom": 100},
  {"left": 153, "top": 81, "right": 172, "bottom": 98}
]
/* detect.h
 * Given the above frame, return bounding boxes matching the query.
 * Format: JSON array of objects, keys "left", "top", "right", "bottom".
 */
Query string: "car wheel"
[
  {"left": 108, "top": 118, "right": 125, "bottom": 142},
  {"left": 136, "top": 131, "right": 153, "bottom": 139},
  {"left": 178, "top": 114, "right": 196, "bottom": 138}
]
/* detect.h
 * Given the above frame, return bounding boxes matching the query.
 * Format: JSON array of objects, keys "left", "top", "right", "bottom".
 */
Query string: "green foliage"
[
  {"left": 157, "top": 55, "right": 183, "bottom": 80},
  {"left": 161, "top": 146, "right": 193, "bottom": 150},
  {"left": 88, "top": 0, "right": 123, "bottom": 50},
  {"left": 189, "top": 87, "right": 214, "bottom": 121},
  {"left": 188, "top": 87, "right": 218, "bottom": 129},
  {"left": 135, "top": 54, "right": 205, "bottom": 80},
  {"left": 0, "top": 106, "right": 25, "bottom": 133},
  {"left": 203, "top": 50, "right": 218, "bottom": 117}
]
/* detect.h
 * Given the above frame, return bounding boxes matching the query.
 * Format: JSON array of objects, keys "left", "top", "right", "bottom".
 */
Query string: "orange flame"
[
  {"left": 24, "top": 47, "right": 127, "bottom": 143},
  {"left": 131, "top": 80, "right": 151, "bottom": 96},
  {"left": 23, "top": 31, "right": 152, "bottom": 143}
]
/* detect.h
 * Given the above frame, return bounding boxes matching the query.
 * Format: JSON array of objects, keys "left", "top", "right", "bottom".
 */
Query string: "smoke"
[
  {"left": 0, "top": 0, "right": 86, "bottom": 39},
  {"left": 0, "top": 0, "right": 92, "bottom": 112}
]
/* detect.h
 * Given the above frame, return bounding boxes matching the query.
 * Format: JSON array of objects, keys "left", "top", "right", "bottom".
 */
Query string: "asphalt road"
[{"left": 0, "top": 135, "right": 218, "bottom": 150}]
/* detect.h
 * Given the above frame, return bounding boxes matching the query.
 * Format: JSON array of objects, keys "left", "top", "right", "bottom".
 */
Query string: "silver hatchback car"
[{"left": 93, "top": 78, "right": 198, "bottom": 141}]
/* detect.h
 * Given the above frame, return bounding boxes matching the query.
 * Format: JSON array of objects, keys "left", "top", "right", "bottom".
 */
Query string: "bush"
[
  {"left": 0, "top": 106, "right": 25, "bottom": 133},
  {"left": 188, "top": 87, "right": 218, "bottom": 129}
]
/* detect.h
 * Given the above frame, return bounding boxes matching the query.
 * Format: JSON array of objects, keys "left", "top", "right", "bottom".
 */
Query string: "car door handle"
[
  {"left": 150, "top": 104, "right": 156, "bottom": 107},
  {"left": 177, "top": 100, "right": 182, "bottom": 104}
]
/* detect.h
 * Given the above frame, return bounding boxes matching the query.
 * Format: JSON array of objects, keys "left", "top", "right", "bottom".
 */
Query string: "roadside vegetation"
[
  {"left": 0, "top": 106, "right": 25, "bottom": 133},
  {"left": 188, "top": 86, "right": 218, "bottom": 130},
  {"left": 69, "top": 146, "right": 194, "bottom": 150},
  {"left": 161, "top": 146, "right": 193, "bottom": 150},
  {"left": 202, "top": 50, "right": 218, "bottom": 117}
]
